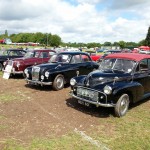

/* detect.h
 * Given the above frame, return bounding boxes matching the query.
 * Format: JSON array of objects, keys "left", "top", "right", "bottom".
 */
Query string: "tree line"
[{"left": 0, "top": 26, "right": 150, "bottom": 49}]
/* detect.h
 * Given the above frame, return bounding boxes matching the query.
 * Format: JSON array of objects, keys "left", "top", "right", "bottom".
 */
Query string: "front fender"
[{"left": 112, "top": 81, "right": 144, "bottom": 103}]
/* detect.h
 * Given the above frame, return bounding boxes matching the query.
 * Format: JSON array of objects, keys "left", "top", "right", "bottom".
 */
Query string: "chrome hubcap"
[
  {"left": 120, "top": 96, "right": 129, "bottom": 114},
  {"left": 56, "top": 77, "right": 63, "bottom": 88}
]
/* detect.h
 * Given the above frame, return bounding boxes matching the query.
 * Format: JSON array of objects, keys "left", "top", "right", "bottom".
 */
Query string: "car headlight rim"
[
  {"left": 104, "top": 85, "right": 112, "bottom": 95},
  {"left": 70, "top": 78, "right": 76, "bottom": 86},
  {"left": 24, "top": 68, "right": 28, "bottom": 74},
  {"left": 45, "top": 71, "right": 50, "bottom": 78}
]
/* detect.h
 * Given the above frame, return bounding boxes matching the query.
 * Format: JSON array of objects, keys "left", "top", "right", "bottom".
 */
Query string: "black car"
[
  {"left": 0, "top": 49, "right": 26, "bottom": 71},
  {"left": 70, "top": 53, "right": 150, "bottom": 117},
  {"left": 24, "top": 52, "right": 99, "bottom": 90}
]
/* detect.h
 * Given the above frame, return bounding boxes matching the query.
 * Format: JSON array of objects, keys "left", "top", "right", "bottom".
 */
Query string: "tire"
[
  {"left": 0, "top": 63, "right": 3, "bottom": 71},
  {"left": 52, "top": 74, "right": 64, "bottom": 91},
  {"left": 114, "top": 94, "right": 130, "bottom": 117}
]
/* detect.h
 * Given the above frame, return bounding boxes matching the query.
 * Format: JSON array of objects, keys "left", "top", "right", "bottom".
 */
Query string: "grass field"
[{"left": 0, "top": 47, "right": 150, "bottom": 150}]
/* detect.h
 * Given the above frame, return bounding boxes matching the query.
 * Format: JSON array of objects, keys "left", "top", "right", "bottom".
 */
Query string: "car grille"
[
  {"left": 32, "top": 67, "right": 40, "bottom": 81},
  {"left": 77, "top": 86, "right": 106, "bottom": 102}
]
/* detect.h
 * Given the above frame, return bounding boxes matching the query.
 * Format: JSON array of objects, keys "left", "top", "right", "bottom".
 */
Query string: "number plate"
[{"left": 78, "top": 100, "right": 90, "bottom": 107}]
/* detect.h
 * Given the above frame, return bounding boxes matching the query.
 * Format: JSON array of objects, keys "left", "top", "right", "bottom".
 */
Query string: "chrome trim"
[
  {"left": 3, "top": 69, "right": 23, "bottom": 74},
  {"left": 25, "top": 79, "right": 52, "bottom": 86},
  {"left": 70, "top": 91, "right": 115, "bottom": 108},
  {"left": 76, "top": 86, "right": 108, "bottom": 104}
]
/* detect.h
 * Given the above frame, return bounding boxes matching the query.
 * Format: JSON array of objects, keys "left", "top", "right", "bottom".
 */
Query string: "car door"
[
  {"left": 134, "top": 59, "right": 150, "bottom": 94},
  {"left": 79, "top": 54, "right": 96, "bottom": 75},
  {"left": 64, "top": 54, "right": 81, "bottom": 81},
  {"left": 38, "top": 51, "right": 50, "bottom": 64}
]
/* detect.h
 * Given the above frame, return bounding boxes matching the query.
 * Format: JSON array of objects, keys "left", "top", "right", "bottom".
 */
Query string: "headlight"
[
  {"left": 41, "top": 75, "right": 44, "bottom": 80},
  {"left": 104, "top": 85, "right": 112, "bottom": 95},
  {"left": 70, "top": 78, "right": 76, "bottom": 86},
  {"left": 45, "top": 71, "right": 50, "bottom": 78},
  {"left": 24, "top": 69, "right": 28, "bottom": 74}
]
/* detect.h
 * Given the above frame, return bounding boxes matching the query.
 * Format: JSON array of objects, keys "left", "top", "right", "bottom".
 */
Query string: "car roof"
[
  {"left": 105, "top": 53, "right": 150, "bottom": 61},
  {"left": 58, "top": 51, "right": 89, "bottom": 55},
  {"left": 6, "top": 49, "right": 24, "bottom": 51},
  {"left": 27, "top": 49, "right": 55, "bottom": 52}
]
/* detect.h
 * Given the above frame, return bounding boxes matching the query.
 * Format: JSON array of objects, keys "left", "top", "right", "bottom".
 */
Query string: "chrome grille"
[
  {"left": 32, "top": 67, "right": 40, "bottom": 81},
  {"left": 77, "top": 87, "right": 99, "bottom": 102}
]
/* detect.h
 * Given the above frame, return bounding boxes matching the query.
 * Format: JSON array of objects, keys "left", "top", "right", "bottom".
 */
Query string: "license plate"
[{"left": 78, "top": 100, "right": 90, "bottom": 107}]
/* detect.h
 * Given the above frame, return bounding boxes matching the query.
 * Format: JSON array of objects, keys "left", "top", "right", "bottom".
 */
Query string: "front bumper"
[
  {"left": 70, "top": 90, "right": 115, "bottom": 107},
  {"left": 25, "top": 78, "right": 52, "bottom": 86},
  {"left": 3, "top": 68, "right": 23, "bottom": 75}
]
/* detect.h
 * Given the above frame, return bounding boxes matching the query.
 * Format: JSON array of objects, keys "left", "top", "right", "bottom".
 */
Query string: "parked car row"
[{"left": 1, "top": 49, "right": 149, "bottom": 117}]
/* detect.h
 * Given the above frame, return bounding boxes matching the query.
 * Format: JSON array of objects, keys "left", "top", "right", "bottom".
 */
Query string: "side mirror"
[
  {"left": 76, "top": 71, "right": 79, "bottom": 76},
  {"left": 113, "top": 76, "right": 119, "bottom": 84}
]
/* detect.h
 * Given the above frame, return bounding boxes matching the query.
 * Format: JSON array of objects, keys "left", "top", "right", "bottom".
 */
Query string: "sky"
[{"left": 0, "top": 0, "right": 150, "bottom": 44}]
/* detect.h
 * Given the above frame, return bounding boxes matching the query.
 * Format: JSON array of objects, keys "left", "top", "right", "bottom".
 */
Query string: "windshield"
[
  {"left": 99, "top": 58, "right": 136, "bottom": 73},
  {"left": 0, "top": 50, "right": 8, "bottom": 55},
  {"left": 24, "top": 51, "right": 39, "bottom": 58},
  {"left": 49, "top": 54, "right": 71, "bottom": 63}
]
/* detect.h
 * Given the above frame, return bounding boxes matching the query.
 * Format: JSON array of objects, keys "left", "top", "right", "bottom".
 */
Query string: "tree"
[
  {"left": 119, "top": 41, "right": 126, "bottom": 49},
  {"left": 50, "top": 34, "right": 62, "bottom": 47},
  {"left": 138, "top": 39, "right": 146, "bottom": 46},
  {"left": 103, "top": 41, "right": 112, "bottom": 46},
  {"left": 145, "top": 26, "right": 150, "bottom": 46},
  {"left": 5, "top": 30, "right": 8, "bottom": 37}
]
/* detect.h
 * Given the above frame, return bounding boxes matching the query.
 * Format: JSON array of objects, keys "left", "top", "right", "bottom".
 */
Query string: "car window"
[
  {"left": 9, "top": 51, "right": 18, "bottom": 56},
  {"left": 39, "top": 52, "right": 49, "bottom": 58},
  {"left": 148, "top": 59, "right": 150, "bottom": 68},
  {"left": 17, "top": 50, "right": 25, "bottom": 56},
  {"left": 136, "top": 59, "right": 148, "bottom": 72},
  {"left": 49, "top": 51, "right": 55, "bottom": 56},
  {"left": 81, "top": 55, "right": 90, "bottom": 62},
  {"left": 71, "top": 55, "right": 81, "bottom": 64},
  {"left": 34, "top": 52, "right": 40, "bottom": 58},
  {"left": 100, "top": 58, "right": 135, "bottom": 73}
]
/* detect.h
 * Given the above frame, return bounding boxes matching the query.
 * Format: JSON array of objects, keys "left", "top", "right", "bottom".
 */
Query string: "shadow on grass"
[
  {"left": 66, "top": 95, "right": 150, "bottom": 118},
  {"left": 9, "top": 74, "right": 24, "bottom": 79},
  {"left": 129, "top": 96, "right": 150, "bottom": 109},
  {"left": 65, "top": 97, "right": 114, "bottom": 118},
  {"left": 24, "top": 83, "right": 70, "bottom": 92}
]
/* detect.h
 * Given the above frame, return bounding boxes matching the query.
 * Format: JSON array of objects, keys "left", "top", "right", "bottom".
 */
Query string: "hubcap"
[
  {"left": 56, "top": 77, "right": 63, "bottom": 89},
  {"left": 120, "top": 96, "right": 129, "bottom": 114}
]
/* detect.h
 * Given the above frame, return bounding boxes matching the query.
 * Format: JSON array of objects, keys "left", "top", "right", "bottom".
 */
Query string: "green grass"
[
  {"left": 90, "top": 103, "right": 150, "bottom": 150},
  {"left": 0, "top": 94, "right": 17, "bottom": 103},
  {"left": 0, "top": 133, "right": 101, "bottom": 150}
]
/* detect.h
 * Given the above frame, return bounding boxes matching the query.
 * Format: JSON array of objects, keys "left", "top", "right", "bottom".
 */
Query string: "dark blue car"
[
  {"left": 24, "top": 51, "right": 99, "bottom": 90},
  {"left": 70, "top": 53, "right": 150, "bottom": 117}
]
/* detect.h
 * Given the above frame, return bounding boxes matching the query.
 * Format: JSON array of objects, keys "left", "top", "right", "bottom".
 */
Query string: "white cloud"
[{"left": 0, "top": 0, "right": 150, "bottom": 43}]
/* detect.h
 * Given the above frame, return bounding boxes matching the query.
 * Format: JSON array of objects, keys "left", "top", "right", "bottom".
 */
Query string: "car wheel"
[
  {"left": 52, "top": 74, "right": 64, "bottom": 91},
  {"left": 114, "top": 94, "right": 130, "bottom": 117},
  {"left": 0, "top": 63, "right": 3, "bottom": 71}
]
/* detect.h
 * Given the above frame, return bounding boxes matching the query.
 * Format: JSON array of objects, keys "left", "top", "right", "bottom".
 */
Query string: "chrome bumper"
[
  {"left": 69, "top": 91, "right": 115, "bottom": 107},
  {"left": 3, "top": 69, "right": 23, "bottom": 74},
  {"left": 25, "top": 79, "right": 52, "bottom": 86}
]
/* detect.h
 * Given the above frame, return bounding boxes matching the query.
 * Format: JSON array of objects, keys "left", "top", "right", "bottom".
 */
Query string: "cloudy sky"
[{"left": 0, "top": 0, "right": 150, "bottom": 43}]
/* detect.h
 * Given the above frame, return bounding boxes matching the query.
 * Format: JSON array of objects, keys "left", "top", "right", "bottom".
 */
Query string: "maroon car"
[{"left": 3, "top": 49, "right": 56, "bottom": 75}]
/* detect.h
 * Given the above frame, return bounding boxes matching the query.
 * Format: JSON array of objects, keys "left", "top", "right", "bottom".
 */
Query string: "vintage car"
[
  {"left": 96, "top": 50, "right": 122, "bottom": 63},
  {"left": 69, "top": 53, "right": 150, "bottom": 117},
  {"left": 24, "top": 51, "right": 99, "bottom": 90},
  {"left": 84, "top": 50, "right": 102, "bottom": 61},
  {"left": 0, "top": 49, "right": 26, "bottom": 71},
  {"left": 3, "top": 49, "right": 56, "bottom": 75}
]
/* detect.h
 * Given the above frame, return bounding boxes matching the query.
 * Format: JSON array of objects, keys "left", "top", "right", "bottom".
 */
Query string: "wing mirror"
[
  {"left": 76, "top": 71, "right": 79, "bottom": 76},
  {"left": 113, "top": 76, "right": 119, "bottom": 84}
]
